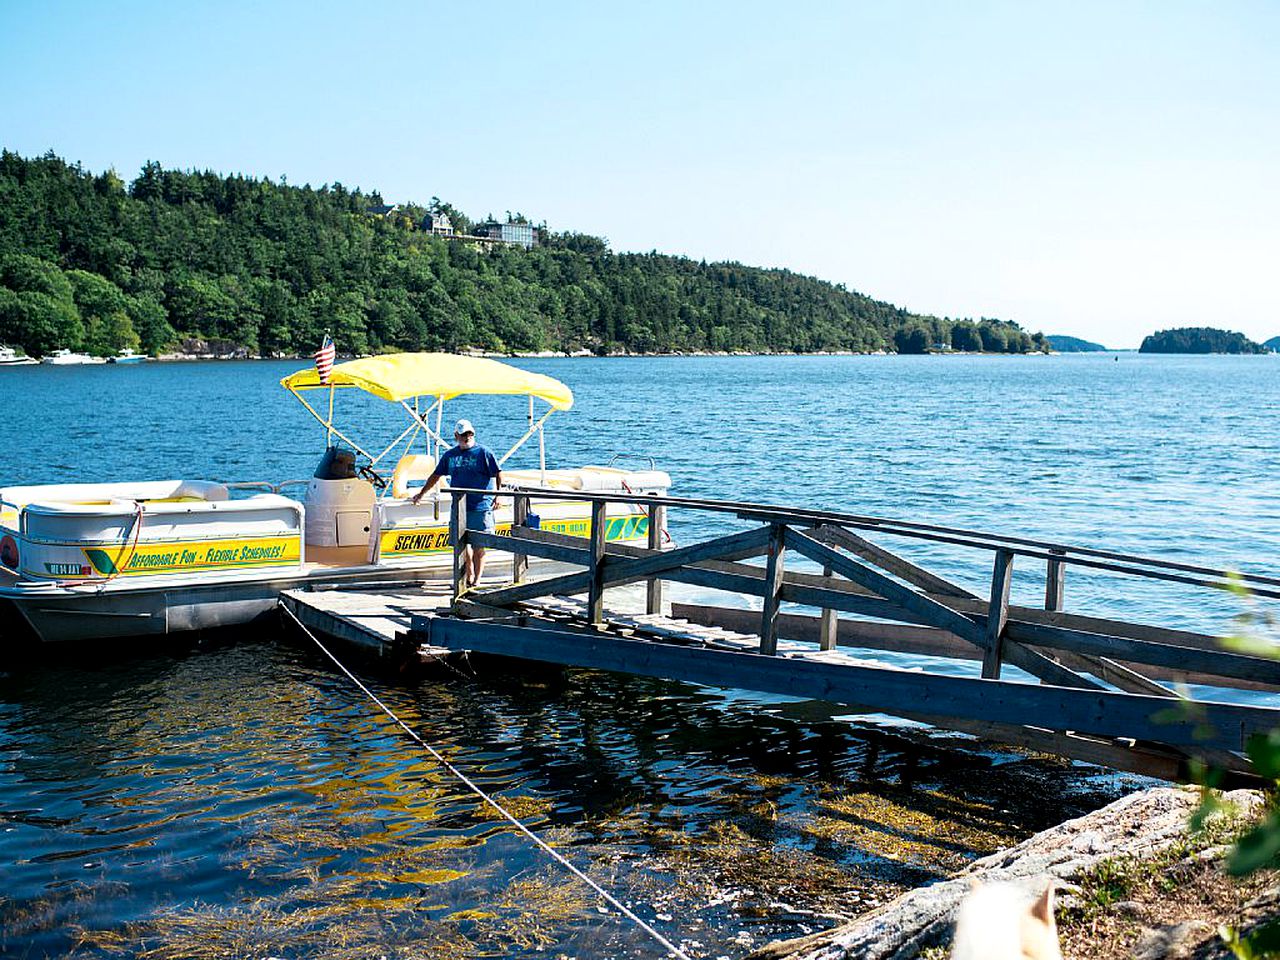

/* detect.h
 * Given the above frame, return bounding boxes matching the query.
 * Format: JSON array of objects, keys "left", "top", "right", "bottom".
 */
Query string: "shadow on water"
[{"left": 0, "top": 626, "right": 1144, "bottom": 958}]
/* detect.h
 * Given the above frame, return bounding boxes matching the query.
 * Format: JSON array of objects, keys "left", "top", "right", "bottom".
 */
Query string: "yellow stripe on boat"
[
  {"left": 20, "top": 534, "right": 302, "bottom": 579},
  {"left": 380, "top": 512, "right": 649, "bottom": 558}
]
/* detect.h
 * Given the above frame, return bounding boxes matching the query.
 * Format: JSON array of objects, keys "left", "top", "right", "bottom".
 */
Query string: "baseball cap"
[{"left": 454, "top": 419, "right": 475, "bottom": 436}]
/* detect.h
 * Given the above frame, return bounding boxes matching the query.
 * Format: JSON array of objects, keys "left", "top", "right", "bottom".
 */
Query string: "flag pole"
[{"left": 327, "top": 382, "right": 335, "bottom": 446}]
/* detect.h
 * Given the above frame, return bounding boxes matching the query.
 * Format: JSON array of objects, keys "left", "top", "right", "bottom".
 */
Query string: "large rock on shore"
[{"left": 748, "top": 786, "right": 1261, "bottom": 960}]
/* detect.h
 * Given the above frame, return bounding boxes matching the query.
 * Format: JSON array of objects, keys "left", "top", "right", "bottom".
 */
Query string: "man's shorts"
[{"left": 466, "top": 508, "right": 495, "bottom": 534}]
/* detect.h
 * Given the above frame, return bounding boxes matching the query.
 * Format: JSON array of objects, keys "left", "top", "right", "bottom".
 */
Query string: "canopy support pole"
[
  {"left": 288, "top": 387, "right": 375, "bottom": 461},
  {"left": 498, "top": 407, "right": 556, "bottom": 467},
  {"left": 398, "top": 398, "right": 446, "bottom": 451}
]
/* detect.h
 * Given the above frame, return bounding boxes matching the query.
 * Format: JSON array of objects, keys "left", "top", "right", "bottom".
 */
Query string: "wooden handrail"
[{"left": 444, "top": 484, "right": 1280, "bottom": 594}]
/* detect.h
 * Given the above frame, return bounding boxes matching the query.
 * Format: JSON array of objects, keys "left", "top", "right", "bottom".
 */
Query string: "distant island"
[
  {"left": 1264, "top": 336, "right": 1280, "bottom": 352},
  {"left": 1047, "top": 335, "right": 1108, "bottom": 353},
  {"left": 0, "top": 150, "right": 1049, "bottom": 359},
  {"left": 1138, "top": 327, "right": 1266, "bottom": 354}
]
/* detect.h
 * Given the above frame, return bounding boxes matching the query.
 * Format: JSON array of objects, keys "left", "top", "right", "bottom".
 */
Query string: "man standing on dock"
[{"left": 411, "top": 419, "right": 502, "bottom": 588}]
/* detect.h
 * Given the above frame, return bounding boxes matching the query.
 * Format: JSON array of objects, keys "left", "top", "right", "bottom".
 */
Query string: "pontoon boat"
[{"left": 0, "top": 354, "right": 669, "bottom": 646}]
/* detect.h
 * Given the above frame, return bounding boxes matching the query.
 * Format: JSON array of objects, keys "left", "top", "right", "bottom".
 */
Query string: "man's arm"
[{"left": 410, "top": 467, "right": 446, "bottom": 504}]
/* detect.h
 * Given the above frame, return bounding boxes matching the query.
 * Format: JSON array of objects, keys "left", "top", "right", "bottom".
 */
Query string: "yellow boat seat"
[{"left": 391, "top": 454, "right": 438, "bottom": 499}]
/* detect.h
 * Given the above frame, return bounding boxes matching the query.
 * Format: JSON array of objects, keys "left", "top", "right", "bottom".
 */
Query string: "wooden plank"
[
  {"left": 1005, "top": 620, "right": 1280, "bottom": 688},
  {"left": 472, "top": 525, "right": 773, "bottom": 608},
  {"left": 450, "top": 492, "right": 466, "bottom": 599},
  {"left": 647, "top": 503, "right": 665, "bottom": 615},
  {"left": 599, "top": 524, "right": 774, "bottom": 584},
  {"left": 818, "top": 525, "right": 978, "bottom": 599},
  {"left": 1049, "top": 649, "right": 1174, "bottom": 698},
  {"left": 819, "top": 561, "right": 838, "bottom": 652},
  {"left": 786, "top": 531, "right": 1105, "bottom": 691},
  {"left": 470, "top": 530, "right": 587, "bottom": 567},
  {"left": 722, "top": 548, "right": 1225, "bottom": 658},
  {"left": 1046, "top": 550, "right": 1066, "bottom": 611},
  {"left": 674, "top": 602, "right": 975, "bottom": 659},
  {"left": 983, "top": 549, "right": 1014, "bottom": 679},
  {"left": 424, "top": 617, "right": 1280, "bottom": 753},
  {"left": 783, "top": 527, "right": 990, "bottom": 648},
  {"left": 899, "top": 712, "right": 1253, "bottom": 783},
  {"left": 997, "top": 641, "right": 1104, "bottom": 691},
  {"left": 760, "top": 524, "right": 786, "bottom": 655},
  {"left": 586, "top": 500, "right": 608, "bottom": 624},
  {"left": 512, "top": 494, "right": 529, "bottom": 583},
  {"left": 674, "top": 602, "right": 1278, "bottom": 693}
]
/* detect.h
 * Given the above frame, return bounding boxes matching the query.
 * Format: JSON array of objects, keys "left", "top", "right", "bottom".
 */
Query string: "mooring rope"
[{"left": 280, "top": 603, "right": 692, "bottom": 960}]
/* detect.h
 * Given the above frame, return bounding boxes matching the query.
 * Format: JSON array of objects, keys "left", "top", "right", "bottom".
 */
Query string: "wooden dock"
[
  {"left": 279, "top": 582, "right": 456, "bottom": 661},
  {"left": 281, "top": 487, "right": 1280, "bottom": 785}
]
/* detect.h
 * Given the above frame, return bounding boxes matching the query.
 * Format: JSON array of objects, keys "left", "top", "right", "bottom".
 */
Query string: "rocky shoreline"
[{"left": 747, "top": 786, "right": 1271, "bottom": 960}]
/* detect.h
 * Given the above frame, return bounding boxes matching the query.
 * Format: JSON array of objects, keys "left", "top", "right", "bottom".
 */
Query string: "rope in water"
[{"left": 280, "top": 602, "right": 692, "bottom": 960}]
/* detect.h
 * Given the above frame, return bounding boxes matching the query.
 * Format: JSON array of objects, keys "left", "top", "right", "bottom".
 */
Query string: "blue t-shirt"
[{"left": 433, "top": 444, "right": 501, "bottom": 510}]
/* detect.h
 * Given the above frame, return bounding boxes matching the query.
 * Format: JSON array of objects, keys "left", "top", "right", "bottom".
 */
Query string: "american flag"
[{"left": 313, "top": 334, "right": 336, "bottom": 384}]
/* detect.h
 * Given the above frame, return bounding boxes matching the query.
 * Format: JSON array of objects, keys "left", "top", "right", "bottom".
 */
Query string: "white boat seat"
[
  {"left": 0, "top": 479, "right": 229, "bottom": 510},
  {"left": 391, "top": 454, "right": 437, "bottom": 499}
]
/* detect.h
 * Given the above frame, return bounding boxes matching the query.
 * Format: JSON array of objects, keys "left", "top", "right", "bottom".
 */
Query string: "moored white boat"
[
  {"left": 41, "top": 349, "right": 108, "bottom": 365},
  {"left": 108, "top": 349, "right": 147, "bottom": 364},
  {"left": 0, "top": 354, "right": 670, "bottom": 647},
  {"left": 0, "top": 346, "right": 38, "bottom": 366}
]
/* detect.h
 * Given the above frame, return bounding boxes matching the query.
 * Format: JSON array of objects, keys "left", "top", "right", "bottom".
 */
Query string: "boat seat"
[
  {"left": 0, "top": 480, "right": 229, "bottom": 510},
  {"left": 391, "top": 454, "right": 438, "bottom": 499}
]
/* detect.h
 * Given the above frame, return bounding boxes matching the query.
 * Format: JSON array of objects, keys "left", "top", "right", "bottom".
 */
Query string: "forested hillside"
[
  {"left": 0, "top": 151, "right": 1047, "bottom": 358},
  {"left": 1047, "top": 334, "right": 1107, "bottom": 352},
  {"left": 1138, "top": 327, "right": 1265, "bottom": 354}
]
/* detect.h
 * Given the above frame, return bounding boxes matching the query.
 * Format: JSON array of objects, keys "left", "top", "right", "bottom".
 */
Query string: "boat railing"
[
  {"left": 605, "top": 453, "right": 658, "bottom": 471},
  {"left": 225, "top": 480, "right": 312, "bottom": 495}
]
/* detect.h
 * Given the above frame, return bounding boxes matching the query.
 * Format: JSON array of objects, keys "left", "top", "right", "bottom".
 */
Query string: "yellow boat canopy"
[{"left": 280, "top": 352, "right": 574, "bottom": 410}]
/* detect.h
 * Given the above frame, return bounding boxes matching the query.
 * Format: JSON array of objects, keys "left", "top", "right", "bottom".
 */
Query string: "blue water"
[{"left": 0, "top": 354, "right": 1277, "bottom": 957}]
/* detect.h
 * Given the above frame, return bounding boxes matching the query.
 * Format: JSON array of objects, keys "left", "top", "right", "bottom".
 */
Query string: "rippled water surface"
[{"left": 1, "top": 354, "right": 1277, "bottom": 958}]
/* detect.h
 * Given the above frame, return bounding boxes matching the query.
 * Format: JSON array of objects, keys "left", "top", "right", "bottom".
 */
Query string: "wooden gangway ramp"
[{"left": 296, "top": 487, "right": 1280, "bottom": 785}]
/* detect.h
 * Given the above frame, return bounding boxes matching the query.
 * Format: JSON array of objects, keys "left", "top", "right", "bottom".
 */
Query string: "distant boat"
[
  {"left": 0, "top": 346, "right": 38, "bottom": 367},
  {"left": 41, "top": 349, "right": 108, "bottom": 365},
  {"left": 109, "top": 349, "right": 148, "bottom": 364}
]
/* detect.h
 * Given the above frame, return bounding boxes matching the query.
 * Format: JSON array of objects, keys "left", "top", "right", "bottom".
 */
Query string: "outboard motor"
[{"left": 304, "top": 446, "right": 376, "bottom": 550}]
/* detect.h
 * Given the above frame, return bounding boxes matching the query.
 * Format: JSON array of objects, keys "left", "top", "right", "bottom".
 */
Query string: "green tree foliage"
[
  {"left": 1047, "top": 334, "right": 1107, "bottom": 352},
  {"left": 1139, "top": 327, "right": 1266, "bottom": 354},
  {"left": 0, "top": 150, "right": 1048, "bottom": 358}
]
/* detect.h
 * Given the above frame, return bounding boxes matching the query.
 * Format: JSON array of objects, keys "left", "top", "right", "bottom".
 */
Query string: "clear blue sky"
[{"left": 2, "top": 1, "right": 1276, "bottom": 347}]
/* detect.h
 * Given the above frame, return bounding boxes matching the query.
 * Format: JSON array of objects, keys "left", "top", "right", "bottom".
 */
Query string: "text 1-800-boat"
[{"left": 0, "top": 353, "right": 670, "bottom": 646}]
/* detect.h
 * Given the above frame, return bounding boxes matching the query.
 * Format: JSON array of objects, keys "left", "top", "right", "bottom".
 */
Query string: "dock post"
[
  {"left": 646, "top": 502, "right": 666, "bottom": 615},
  {"left": 587, "top": 499, "right": 608, "bottom": 625},
  {"left": 512, "top": 493, "right": 529, "bottom": 583},
  {"left": 820, "top": 561, "right": 838, "bottom": 651},
  {"left": 760, "top": 523, "right": 787, "bottom": 656},
  {"left": 451, "top": 491, "right": 467, "bottom": 600},
  {"left": 1046, "top": 549, "right": 1066, "bottom": 611},
  {"left": 983, "top": 548, "right": 1014, "bottom": 679}
]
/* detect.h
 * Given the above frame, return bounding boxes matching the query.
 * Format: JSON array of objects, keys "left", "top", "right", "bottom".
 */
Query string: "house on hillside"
[
  {"left": 473, "top": 219, "right": 535, "bottom": 249},
  {"left": 366, "top": 203, "right": 398, "bottom": 217},
  {"left": 422, "top": 211, "right": 454, "bottom": 236}
]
